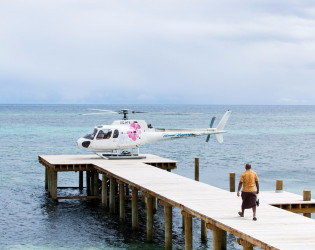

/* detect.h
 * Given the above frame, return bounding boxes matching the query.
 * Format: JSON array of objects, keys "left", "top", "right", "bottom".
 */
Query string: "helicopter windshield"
[{"left": 83, "top": 128, "right": 97, "bottom": 140}]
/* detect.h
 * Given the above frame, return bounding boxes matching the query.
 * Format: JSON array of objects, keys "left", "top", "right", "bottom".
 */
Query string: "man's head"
[{"left": 245, "top": 163, "right": 251, "bottom": 170}]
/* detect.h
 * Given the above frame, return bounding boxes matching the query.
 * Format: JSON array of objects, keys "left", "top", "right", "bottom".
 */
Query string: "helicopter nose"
[{"left": 77, "top": 138, "right": 91, "bottom": 148}]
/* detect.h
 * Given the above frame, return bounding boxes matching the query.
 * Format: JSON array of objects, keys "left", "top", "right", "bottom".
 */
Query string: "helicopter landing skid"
[{"left": 96, "top": 152, "right": 146, "bottom": 160}]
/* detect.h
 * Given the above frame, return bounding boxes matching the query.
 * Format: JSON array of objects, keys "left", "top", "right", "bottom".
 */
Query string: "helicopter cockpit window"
[
  {"left": 83, "top": 128, "right": 97, "bottom": 140},
  {"left": 113, "top": 129, "right": 119, "bottom": 138},
  {"left": 96, "top": 129, "right": 112, "bottom": 140}
]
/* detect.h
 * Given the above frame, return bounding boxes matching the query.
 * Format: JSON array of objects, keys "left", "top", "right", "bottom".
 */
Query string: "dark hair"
[{"left": 245, "top": 163, "right": 251, "bottom": 169}]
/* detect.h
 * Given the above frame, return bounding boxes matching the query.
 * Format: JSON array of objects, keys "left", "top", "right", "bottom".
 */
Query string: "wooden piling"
[
  {"left": 146, "top": 194, "right": 153, "bottom": 242},
  {"left": 276, "top": 180, "right": 283, "bottom": 192},
  {"left": 90, "top": 171, "right": 95, "bottom": 196},
  {"left": 47, "top": 168, "right": 51, "bottom": 196},
  {"left": 153, "top": 197, "right": 158, "bottom": 214},
  {"left": 102, "top": 173, "right": 108, "bottom": 207},
  {"left": 160, "top": 200, "right": 172, "bottom": 250},
  {"left": 236, "top": 238, "right": 253, "bottom": 250},
  {"left": 141, "top": 191, "right": 146, "bottom": 207},
  {"left": 195, "top": 158, "right": 207, "bottom": 241},
  {"left": 86, "top": 171, "right": 91, "bottom": 195},
  {"left": 212, "top": 225, "right": 227, "bottom": 250},
  {"left": 93, "top": 171, "right": 99, "bottom": 195},
  {"left": 131, "top": 187, "right": 139, "bottom": 230},
  {"left": 195, "top": 157, "right": 199, "bottom": 181},
  {"left": 201, "top": 220, "right": 207, "bottom": 242},
  {"left": 50, "top": 171, "right": 57, "bottom": 199},
  {"left": 45, "top": 167, "right": 48, "bottom": 190},
  {"left": 79, "top": 171, "right": 83, "bottom": 190},
  {"left": 109, "top": 177, "right": 116, "bottom": 214},
  {"left": 181, "top": 211, "right": 193, "bottom": 250},
  {"left": 125, "top": 184, "right": 129, "bottom": 196},
  {"left": 230, "top": 172, "right": 235, "bottom": 192},
  {"left": 119, "top": 182, "right": 125, "bottom": 221},
  {"left": 303, "top": 189, "right": 311, "bottom": 218}
]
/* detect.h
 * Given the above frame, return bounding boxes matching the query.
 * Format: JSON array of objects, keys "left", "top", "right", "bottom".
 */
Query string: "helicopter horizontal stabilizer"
[{"left": 215, "top": 134, "right": 224, "bottom": 143}]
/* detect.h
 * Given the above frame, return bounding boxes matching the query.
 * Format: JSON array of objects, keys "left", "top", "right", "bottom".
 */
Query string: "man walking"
[{"left": 237, "top": 163, "right": 259, "bottom": 221}]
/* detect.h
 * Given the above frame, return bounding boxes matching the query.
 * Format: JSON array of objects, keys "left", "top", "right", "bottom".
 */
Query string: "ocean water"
[{"left": 1, "top": 104, "right": 315, "bottom": 250}]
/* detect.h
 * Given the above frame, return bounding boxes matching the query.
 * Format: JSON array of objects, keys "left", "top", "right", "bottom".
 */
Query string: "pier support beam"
[
  {"left": 109, "top": 177, "right": 116, "bottom": 214},
  {"left": 90, "top": 171, "right": 95, "bottom": 195},
  {"left": 50, "top": 170, "right": 58, "bottom": 199},
  {"left": 303, "top": 189, "right": 311, "bottom": 218},
  {"left": 195, "top": 157, "right": 199, "bottom": 181},
  {"left": 194, "top": 158, "right": 207, "bottom": 241},
  {"left": 45, "top": 167, "right": 48, "bottom": 190},
  {"left": 86, "top": 171, "right": 91, "bottom": 195},
  {"left": 236, "top": 238, "right": 254, "bottom": 250},
  {"left": 207, "top": 224, "right": 226, "bottom": 250},
  {"left": 230, "top": 172, "right": 235, "bottom": 192},
  {"left": 131, "top": 187, "right": 139, "bottom": 230},
  {"left": 79, "top": 171, "right": 83, "bottom": 190},
  {"left": 276, "top": 179, "right": 283, "bottom": 192},
  {"left": 145, "top": 194, "right": 153, "bottom": 242},
  {"left": 160, "top": 200, "right": 172, "bottom": 250},
  {"left": 93, "top": 171, "right": 99, "bottom": 195},
  {"left": 47, "top": 169, "right": 51, "bottom": 196},
  {"left": 153, "top": 197, "right": 158, "bottom": 214},
  {"left": 119, "top": 182, "right": 125, "bottom": 221},
  {"left": 141, "top": 191, "right": 146, "bottom": 207},
  {"left": 181, "top": 211, "right": 194, "bottom": 250},
  {"left": 102, "top": 174, "right": 108, "bottom": 207},
  {"left": 201, "top": 220, "right": 207, "bottom": 242}
]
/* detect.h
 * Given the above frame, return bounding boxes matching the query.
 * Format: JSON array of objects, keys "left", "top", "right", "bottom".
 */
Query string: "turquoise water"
[{"left": 1, "top": 104, "right": 315, "bottom": 249}]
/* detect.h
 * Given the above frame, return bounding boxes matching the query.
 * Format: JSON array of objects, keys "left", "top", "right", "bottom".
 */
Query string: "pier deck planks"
[{"left": 39, "top": 154, "right": 315, "bottom": 250}]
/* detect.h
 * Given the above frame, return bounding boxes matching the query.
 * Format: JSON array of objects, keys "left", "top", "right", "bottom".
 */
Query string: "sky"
[{"left": 0, "top": 0, "right": 315, "bottom": 105}]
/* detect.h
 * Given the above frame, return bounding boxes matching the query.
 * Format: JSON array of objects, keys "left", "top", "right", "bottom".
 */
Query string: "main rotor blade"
[
  {"left": 79, "top": 112, "right": 115, "bottom": 116},
  {"left": 89, "top": 109, "right": 117, "bottom": 113}
]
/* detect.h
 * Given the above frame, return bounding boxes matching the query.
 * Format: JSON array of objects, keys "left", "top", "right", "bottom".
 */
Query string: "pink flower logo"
[{"left": 127, "top": 123, "right": 141, "bottom": 141}]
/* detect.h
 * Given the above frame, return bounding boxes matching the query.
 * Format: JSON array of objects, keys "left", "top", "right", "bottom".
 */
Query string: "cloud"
[{"left": 0, "top": 0, "right": 315, "bottom": 104}]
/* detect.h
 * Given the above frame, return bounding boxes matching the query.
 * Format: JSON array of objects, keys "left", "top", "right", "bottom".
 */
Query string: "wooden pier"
[{"left": 39, "top": 154, "right": 315, "bottom": 250}]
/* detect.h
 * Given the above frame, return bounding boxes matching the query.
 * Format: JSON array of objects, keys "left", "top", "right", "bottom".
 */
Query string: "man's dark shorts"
[{"left": 241, "top": 192, "right": 257, "bottom": 209}]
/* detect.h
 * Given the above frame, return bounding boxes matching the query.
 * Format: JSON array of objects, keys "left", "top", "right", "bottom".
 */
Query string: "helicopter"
[{"left": 77, "top": 109, "right": 231, "bottom": 159}]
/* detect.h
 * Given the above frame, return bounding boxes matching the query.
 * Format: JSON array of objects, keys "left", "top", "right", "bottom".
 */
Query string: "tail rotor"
[{"left": 205, "top": 116, "right": 216, "bottom": 142}]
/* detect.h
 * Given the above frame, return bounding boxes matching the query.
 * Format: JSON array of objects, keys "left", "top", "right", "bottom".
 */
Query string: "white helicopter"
[{"left": 77, "top": 109, "right": 231, "bottom": 159}]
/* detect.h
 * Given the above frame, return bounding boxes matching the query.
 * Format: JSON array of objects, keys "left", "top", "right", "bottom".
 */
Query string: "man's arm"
[
  {"left": 237, "top": 182, "right": 242, "bottom": 197},
  {"left": 256, "top": 181, "right": 259, "bottom": 194}
]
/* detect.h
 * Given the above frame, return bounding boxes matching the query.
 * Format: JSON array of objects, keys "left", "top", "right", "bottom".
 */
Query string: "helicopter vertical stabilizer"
[
  {"left": 216, "top": 110, "right": 231, "bottom": 131},
  {"left": 214, "top": 110, "right": 231, "bottom": 143}
]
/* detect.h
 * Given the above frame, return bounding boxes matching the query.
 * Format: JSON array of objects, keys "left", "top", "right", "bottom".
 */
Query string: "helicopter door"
[{"left": 92, "top": 129, "right": 114, "bottom": 151}]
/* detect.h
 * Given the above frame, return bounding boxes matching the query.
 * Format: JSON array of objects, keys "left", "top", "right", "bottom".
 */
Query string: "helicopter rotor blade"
[
  {"left": 79, "top": 112, "right": 115, "bottom": 116},
  {"left": 206, "top": 116, "right": 216, "bottom": 142},
  {"left": 89, "top": 109, "right": 118, "bottom": 113},
  {"left": 79, "top": 108, "right": 146, "bottom": 116}
]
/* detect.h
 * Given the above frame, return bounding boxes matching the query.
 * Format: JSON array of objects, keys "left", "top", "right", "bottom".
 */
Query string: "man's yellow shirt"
[{"left": 240, "top": 169, "right": 258, "bottom": 192}]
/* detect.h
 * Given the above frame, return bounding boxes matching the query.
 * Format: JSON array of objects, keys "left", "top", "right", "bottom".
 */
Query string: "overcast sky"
[{"left": 1, "top": 0, "right": 315, "bottom": 104}]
